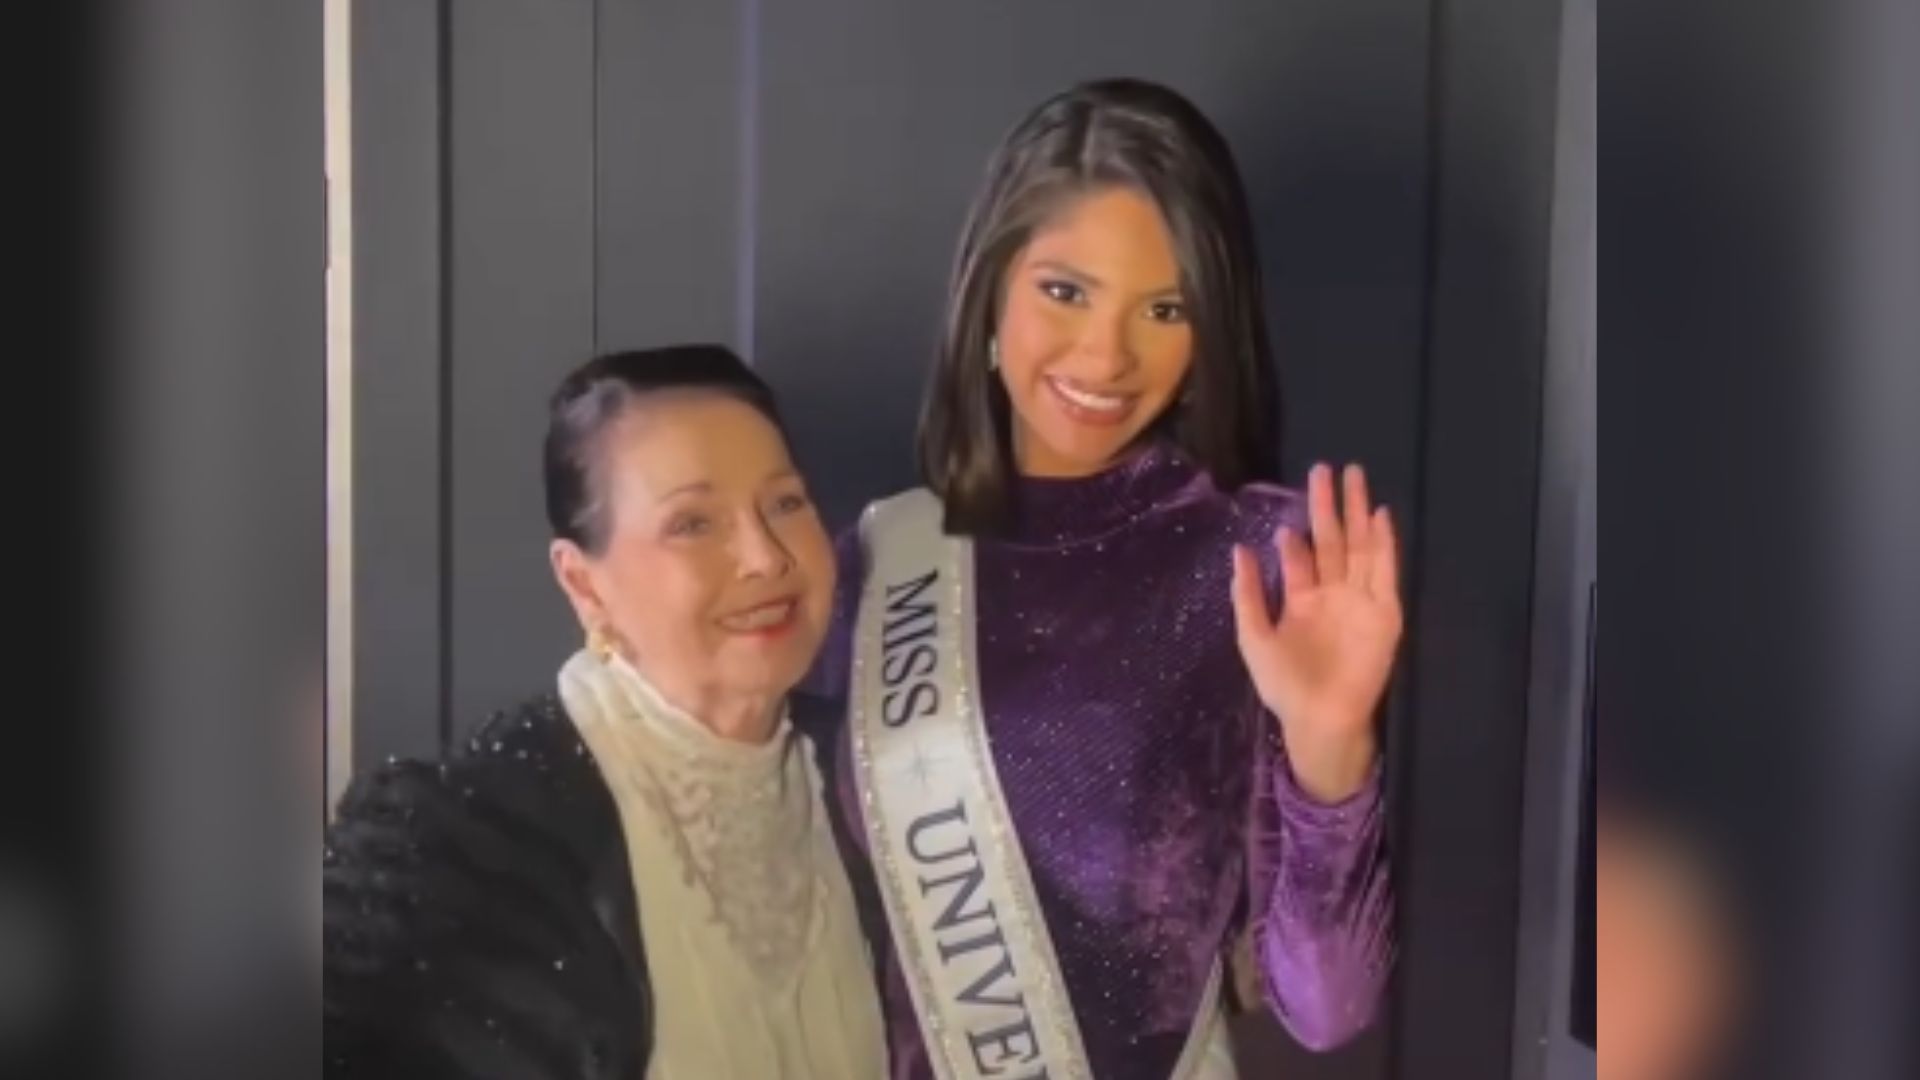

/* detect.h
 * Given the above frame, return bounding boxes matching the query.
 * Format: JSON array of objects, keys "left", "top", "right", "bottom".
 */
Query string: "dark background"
[{"left": 340, "top": 2, "right": 1589, "bottom": 1079}]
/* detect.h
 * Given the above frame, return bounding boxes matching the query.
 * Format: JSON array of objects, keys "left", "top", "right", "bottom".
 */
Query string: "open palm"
[{"left": 1232, "top": 464, "right": 1403, "bottom": 795}]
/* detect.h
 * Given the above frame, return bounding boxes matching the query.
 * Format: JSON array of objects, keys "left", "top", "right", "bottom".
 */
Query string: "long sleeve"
[{"left": 1246, "top": 724, "right": 1395, "bottom": 1051}]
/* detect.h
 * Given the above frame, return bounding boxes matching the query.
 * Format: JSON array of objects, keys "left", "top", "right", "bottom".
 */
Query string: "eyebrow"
[
  {"left": 658, "top": 467, "right": 799, "bottom": 502},
  {"left": 656, "top": 480, "right": 712, "bottom": 502},
  {"left": 1029, "top": 259, "right": 1103, "bottom": 289},
  {"left": 1027, "top": 258, "right": 1182, "bottom": 299}
]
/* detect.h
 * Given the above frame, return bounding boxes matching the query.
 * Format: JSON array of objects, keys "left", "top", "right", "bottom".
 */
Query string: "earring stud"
[{"left": 586, "top": 625, "right": 617, "bottom": 662}]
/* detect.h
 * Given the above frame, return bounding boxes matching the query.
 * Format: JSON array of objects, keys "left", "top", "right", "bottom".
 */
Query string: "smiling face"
[
  {"left": 994, "top": 185, "right": 1194, "bottom": 478},
  {"left": 550, "top": 393, "right": 833, "bottom": 721}
]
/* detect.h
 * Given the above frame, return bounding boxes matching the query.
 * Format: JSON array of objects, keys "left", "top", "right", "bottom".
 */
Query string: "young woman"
[
  {"left": 813, "top": 79, "right": 1400, "bottom": 1079},
  {"left": 324, "top": 346, "right": 885, "bottom": 1078}
]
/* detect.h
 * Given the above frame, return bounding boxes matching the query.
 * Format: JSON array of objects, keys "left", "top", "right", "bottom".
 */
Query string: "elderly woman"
[{"left": 323, "top": 345, "right": 886, "bottom": 1078}]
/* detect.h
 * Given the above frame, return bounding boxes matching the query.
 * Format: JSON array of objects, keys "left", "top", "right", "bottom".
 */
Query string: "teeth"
[
  {"left": 1049, "top": 377, "right": 1126, "bottom": 412},
  {"left": 722, "top": 602, "right": 793, "bottom": 631}
]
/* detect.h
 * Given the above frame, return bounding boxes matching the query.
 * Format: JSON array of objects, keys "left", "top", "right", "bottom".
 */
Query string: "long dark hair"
[
  {"left": 916, "top": 78, "right": 1281, "bottom": 534},
  {"left": 543, "top": 344, "right": 786, "bottom": 554}
]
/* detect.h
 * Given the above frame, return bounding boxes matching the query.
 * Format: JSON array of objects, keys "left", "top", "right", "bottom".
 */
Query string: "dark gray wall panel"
[
  {"left": 447, "top": 0, "right": 598, "bottom": 729},
  {"left": 1510, "top": 0, "right": 1595, "bottom": 1076},
  {"left": 350, "top": 0, "right": 445, "bottom": 768},
  {"left": 595, "top": 0, "right": 746, "bottom": 351},
  {"left": 1390, "top": 0, "right": 1566, "bottom": 1074}
]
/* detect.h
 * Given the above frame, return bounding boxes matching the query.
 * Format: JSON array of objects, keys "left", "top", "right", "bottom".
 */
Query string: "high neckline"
[{"left": 1004, "top": 441, "right": 1206, "bottom": 547}]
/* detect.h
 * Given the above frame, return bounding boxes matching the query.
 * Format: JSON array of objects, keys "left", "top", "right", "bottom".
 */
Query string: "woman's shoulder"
[
  {"left": 457, "top": 692, "right": 599, "bottom": 796},
  {"left": 859, "top": 484, "right": 941, "bottom": 515},
  {"left": 325, "top": 693, "right": 649, "bottom": 1077},
  {"left": 835, "top": 484, "right": 935, "bottom": 541},
  {"left": 325, "top": 697, "right": 597, "bottom": 898},
  {"left": 332, "top": 694, "right": 619, "bottom": 871}
]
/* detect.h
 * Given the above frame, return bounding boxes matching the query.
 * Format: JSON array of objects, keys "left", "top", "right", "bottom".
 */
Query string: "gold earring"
[
  {"left": 988, "top": 337, "right": 1001, "bottom": 371},
  {"left": 586, "top": 624, "right": 617, "bottom": 662}
]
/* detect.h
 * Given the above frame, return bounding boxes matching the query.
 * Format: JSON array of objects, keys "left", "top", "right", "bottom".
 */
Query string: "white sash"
[{"left": 850, "top": 490, "right": 1237, "bottom": 1080}]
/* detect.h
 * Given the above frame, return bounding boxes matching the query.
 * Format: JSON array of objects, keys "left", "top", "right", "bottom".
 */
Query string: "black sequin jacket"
[{"left": 322, "top": 691, "right": 867, "bottom": 1079}]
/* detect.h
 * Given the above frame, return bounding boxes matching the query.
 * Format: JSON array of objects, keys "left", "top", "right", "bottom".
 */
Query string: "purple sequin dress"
[{"left": 812, "top": 443, "right": 1394, "bottom": 1080}]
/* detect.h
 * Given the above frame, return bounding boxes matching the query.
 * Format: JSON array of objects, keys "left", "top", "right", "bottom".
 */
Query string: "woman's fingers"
[
  {"left": 1343, "top": 464, "right": 1373, "bottom": 589},
  {"left": 1276, "top": 524, "right": 1317, "bottom": 597},
  {"left": 1370, "top": 505, "right": 1400, "bottom": 603},
  {"left": 1229, "top": 544, "right": 1274, "bottom": 648},
  {"left": 1307, "top": 463, "right": 1348, "bottom": 582}
]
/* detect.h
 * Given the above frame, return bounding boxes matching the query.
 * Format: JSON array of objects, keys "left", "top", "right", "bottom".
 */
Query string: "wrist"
[{"left": 1286, "top": 729, "right": 1378, "bottom": 804}]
